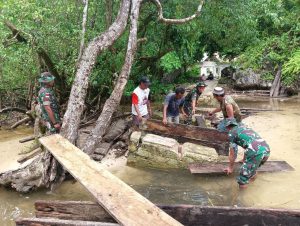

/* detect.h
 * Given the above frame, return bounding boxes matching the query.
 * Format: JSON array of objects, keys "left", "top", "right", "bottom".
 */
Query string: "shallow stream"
[{"left": 0, "top": 96, "right": 299, "bottom": 225}]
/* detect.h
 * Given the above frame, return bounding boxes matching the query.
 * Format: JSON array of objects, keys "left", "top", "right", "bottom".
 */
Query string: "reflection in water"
[{"left": 0, "top": 96, "right": 299, "bottom": 225}]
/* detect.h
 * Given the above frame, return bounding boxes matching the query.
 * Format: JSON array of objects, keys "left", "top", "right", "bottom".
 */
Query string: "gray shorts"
[
  {"left": 167, "top": 115, "right": 179, "bottom": 124},
  {"left": 132, "top": 114, "right": 149, "bottom": 126}
]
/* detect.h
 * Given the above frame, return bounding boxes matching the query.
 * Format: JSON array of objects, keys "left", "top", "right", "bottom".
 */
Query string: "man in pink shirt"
[{"left": 132, "top": 76, "right": 152, "bottom": 126}]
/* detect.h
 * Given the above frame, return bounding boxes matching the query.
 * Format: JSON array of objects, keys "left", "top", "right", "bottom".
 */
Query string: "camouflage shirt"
[
  {"left": 220, "top": 95, "right": 242, "bottom": 122},
  {"left": 229, "top": 125, "right": 270, "bottom": 155},
  {"left": 183, "top": 88, "right": 201, "bottom": 107},
  {"left": 38, "top": 87, "right": 61, "bottom": 124}
]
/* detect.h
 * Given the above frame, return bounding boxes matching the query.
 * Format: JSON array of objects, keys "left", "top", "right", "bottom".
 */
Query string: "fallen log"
[
  {"left": 10, "top": 116, "right": 31, "bottom": 129},
  {"left": 0, "top": 107, "right": 27, "bottom": 114},
  {"left": 16, "top": 218, "right": 119, "bottom": 226},
  {"left": 34, "top": 200, "right": 300, "bottom": 226},
  {"left": 143, "top": 119, "right": 229, "bottom": 155},
  {"left": 189, "top": 160, "right": 294, "bottom": 174},
  {"left": 19, "top": 135, "right": 40, "bottom": 143},
  {"left": 17, "top": 148, "right": 43, "bottom": 164}
]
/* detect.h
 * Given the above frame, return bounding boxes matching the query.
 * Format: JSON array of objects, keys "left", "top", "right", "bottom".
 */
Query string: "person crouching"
[{"left": 224, "top": 118, "right": 270, "bottom": 189}]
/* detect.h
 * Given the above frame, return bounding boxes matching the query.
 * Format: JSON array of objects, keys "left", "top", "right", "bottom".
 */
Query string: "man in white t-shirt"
[{"left": 131, "top": 76, "right": 152, "bottom": 126}]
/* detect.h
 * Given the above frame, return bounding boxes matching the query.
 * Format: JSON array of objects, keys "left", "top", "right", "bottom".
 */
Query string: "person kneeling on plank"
[{"left": 224, "top": 118, "right": 270, "bottom": 189}]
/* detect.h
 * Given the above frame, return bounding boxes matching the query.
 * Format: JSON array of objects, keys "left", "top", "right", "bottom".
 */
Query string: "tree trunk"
[
  {"left": 0, "top": 0, "right": 205, "bottom": 193},
  {"left": 83, "top": 0, "right": 142, "bottom": 155},
  {"left": 270, "top": 66, "right": 281, "bottom": 97},
  {"left": 0, "top": 0, "right": 131, "bottom": 193},
  {"left": 60, "top": 0, "right": 131, "bottom": 145}
]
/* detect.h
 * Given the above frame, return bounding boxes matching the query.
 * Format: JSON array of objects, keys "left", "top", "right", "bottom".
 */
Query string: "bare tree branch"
[
  {"left": 3, "top": 20, "right": 66, "bottom": 92},
  {"left": 83, "top": 0, "right": 142, "bottom": 154},
  {"left": 77, "top": 0, "right": 89, "bottom": 65},
  {"left": 150, "top": 0, "right": 204, "bottom": 24}
]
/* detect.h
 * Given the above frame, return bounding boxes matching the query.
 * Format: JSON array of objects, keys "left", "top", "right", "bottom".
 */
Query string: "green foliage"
[
  {"left": 160, "top": 51, "right": 182, "bottom": 73},
  {"left": 1, "top": 0, "right": 299, "bottom": 108},
  {"left": 187, "top": 64, "right": 200, "bottom": 77},
  {"left": 235, "top": 0, "right": 300, "bottom": 86},
  {"left": 261, "top": 72, "right": 274, "bottom": 81},
  {"left": 149, "top": 81, "right": 174, "bottom": 98},
  {"left": 282, "top": 49, "right": 300, "bottom": 85}
]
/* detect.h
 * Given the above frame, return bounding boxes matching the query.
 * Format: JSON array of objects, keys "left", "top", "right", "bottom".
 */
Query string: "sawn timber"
[
  {"left": 26, "top": 200, "right": 300, "bottom": 226},
  {"left": 143, "top": 119, "right": 229, "bottom": 155}
]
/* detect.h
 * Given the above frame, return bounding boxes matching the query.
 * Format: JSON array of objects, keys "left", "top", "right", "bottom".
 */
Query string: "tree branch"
[
  {"left": 150, "top": 0, "right": 204, "bottom": 24},
  {"left": 3, "top": 20, "right": 65, "bottom": 92},
  {"left": 83, "top": 0, "right": 142, "bottom": 154},
  {"left": 3, "top": 20, "right": 27, "bottom": 43},
  {"left": 60, "top": 0, "right": 131, "bottom": 144},
  {"left": 77, "top": 0, "right": 89, "bottom": 65}
]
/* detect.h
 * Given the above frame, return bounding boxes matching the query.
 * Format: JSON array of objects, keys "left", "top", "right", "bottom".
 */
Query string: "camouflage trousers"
[
  {"left": 238, "top": 140, "right": 270, "bottom": 185},
  {"left": 183, "top": 105, "right": 193, "bottom": 125}
]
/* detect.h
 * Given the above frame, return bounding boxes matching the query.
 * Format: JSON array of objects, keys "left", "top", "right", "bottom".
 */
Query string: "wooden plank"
[
  {"left": 144, "top": 119, "right": 229, "bottom": 155},
  {"left": 35, "top": 200, "right": 115, "bottom": 222},
  {"left": 189, "top": 160, "right": 294, "bottom": 174},
  {"left": 34, "top": 200, "right": 300, "bottom": 226},
  {"left": 16, "top": 218, "right": 119, "bottom": 226},
  {"left": 39, "top": 135, "right": 183, "bottom": 226}
]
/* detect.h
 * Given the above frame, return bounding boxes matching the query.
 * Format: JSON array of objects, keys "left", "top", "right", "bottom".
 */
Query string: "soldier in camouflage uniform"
[
  {"left": 224, "top": 118, "right": 270, "bottom": 188},
  {"left": 182, "top": 81, "right": 207, "bottom": 125},
  {"left": 37, "top": 72, "right": 61, "bottom": 134},
  {"left": 209, "top": 87, "right": 242, "bottom": 154}
]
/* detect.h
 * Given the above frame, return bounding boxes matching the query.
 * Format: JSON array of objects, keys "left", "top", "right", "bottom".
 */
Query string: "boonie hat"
[
  {"left": 213, "top": 87, "right": 225, "bottom": 95},
  {"left": 38, "top": 72, "right": 55, "bottom": 83},
  {"left": 196, "top": 81, "right": 207, "bottom": 87}
]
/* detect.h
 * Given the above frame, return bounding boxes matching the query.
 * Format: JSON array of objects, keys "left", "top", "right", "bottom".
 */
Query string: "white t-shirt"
[{"left": 131, "top": 86, "right": 150, "bottom": 116}]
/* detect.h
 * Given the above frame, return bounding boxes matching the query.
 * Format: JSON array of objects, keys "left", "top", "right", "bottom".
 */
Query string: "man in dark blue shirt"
[{"left": 163, "top": 87, "right": 185, "bottom": 124}]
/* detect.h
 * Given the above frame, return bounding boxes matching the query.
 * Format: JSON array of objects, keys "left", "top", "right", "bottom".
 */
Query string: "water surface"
[{"left": 0, "top": 96, "right": 299, "bottom": 225}]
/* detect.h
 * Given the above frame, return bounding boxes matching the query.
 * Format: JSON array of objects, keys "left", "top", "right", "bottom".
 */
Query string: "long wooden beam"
[
  {"left": 34, "top": 200, "right": 300, "bottom": 226},
  {"left": 15, "top": 218, "right": 119, "bottom": 226},
  {"left": 39, "top": 135, "right": 183, "bottom": 226},
  {"left": 189, "top": 160, "right": 294, "bottom": 174},
  {"left": 144, "top": 119, "right": 229, "bottom": 155}
]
